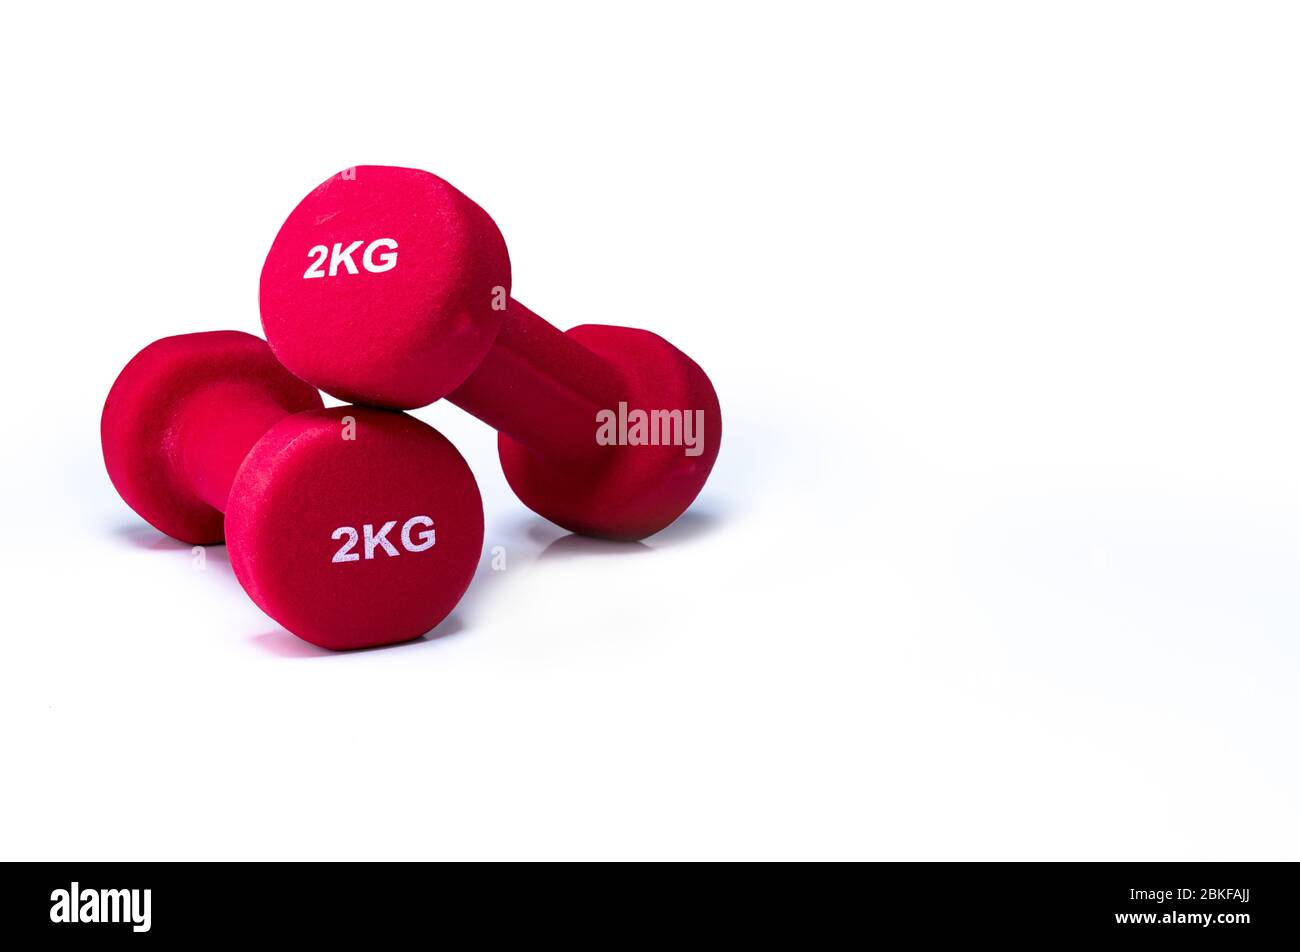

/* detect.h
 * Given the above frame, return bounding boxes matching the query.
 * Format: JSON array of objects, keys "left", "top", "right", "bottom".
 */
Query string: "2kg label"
[
  {"left": 332, "top": 516, "right": 435, "bottom": 563},
  {"left": 304, "top": 239, "right": 398, "bottom": 278}
]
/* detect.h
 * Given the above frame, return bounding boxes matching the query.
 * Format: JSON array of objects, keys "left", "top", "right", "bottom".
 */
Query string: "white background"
[{"left": 1, "top": 2, "right": 1298, "bottom": 860}]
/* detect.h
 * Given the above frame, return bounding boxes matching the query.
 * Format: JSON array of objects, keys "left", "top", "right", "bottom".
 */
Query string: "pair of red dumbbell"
[{"left": 102, "top": 167, "right": 722, "bottom": 649}]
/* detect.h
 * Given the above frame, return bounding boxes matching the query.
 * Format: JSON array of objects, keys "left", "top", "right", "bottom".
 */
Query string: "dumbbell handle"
[
  {"left": 174, "top": 383, "right": 291, "bottom": 512},
  {"left": 447, "top": 299, "right": 624, "bottom": 468}
]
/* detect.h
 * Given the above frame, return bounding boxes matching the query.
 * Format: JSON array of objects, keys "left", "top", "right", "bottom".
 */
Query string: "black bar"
[{"left": 1, "top": 862, "right": 1292, "bottom": 942}]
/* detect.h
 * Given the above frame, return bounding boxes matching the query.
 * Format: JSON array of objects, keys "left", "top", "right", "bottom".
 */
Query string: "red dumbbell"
[
  {"left": 101, "top": 331, "right": 483, "bottom": 649},
  {"left": 258, "top": 166, "right": 721, "bottom": 541}
]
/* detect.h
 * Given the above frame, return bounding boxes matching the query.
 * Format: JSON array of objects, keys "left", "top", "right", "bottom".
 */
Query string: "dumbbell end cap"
[
  {"left": 227, "top": 407, "right": 484, "bottom": 650},
  {"left": 259, "top": 165, "right": 511, "bottom": 409},
  {"left": 498, "top": 325, "right": 722, "bottom": 541},
  {"left": 101, "top": 331, "right": 322, "bottom": 545}
]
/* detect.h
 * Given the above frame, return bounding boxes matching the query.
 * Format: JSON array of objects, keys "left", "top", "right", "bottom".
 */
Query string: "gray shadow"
[
  {"left": 452, "top": 550, "right": 514, "bottom": 618},
  {"left": 537, "top": 534, "right": 652, "bottom": 562},
  {"left": 525, "top": 520, "right": 564, "bottom": 548},
  {"left": 249, "top": 614, "right": 467, "bottom": 659},
  {"left": 109, "top": 523, "right": 199, "bottom": 552},
  {"left": 645, "top": 505, "right": 727, "bottom": 547},
  {"left": 514, "top": 498, "right": 730, "bottom": 563}
]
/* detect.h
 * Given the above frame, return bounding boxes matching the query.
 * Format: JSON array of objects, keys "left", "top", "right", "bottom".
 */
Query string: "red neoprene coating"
[
  {"left": 446, "top": 298, "right": 625, "bottom": 467},
  {"left": 103, "top": 332, "right": 484, "bottom": 649},
  {"left": 102, "top": 331, "right": 323, "bottom": 544},
  {"left": 259, "top": 166, "right": 510, "bottom": 409},
  {"left": 494, "top": 323, "right": 722, "bottom": 540},
  {"left": 176, "top": 382, "right": 299, "bottom": 512},
  {"left": 226, "top": 406, "right": 484, "bottom": 650},
  {"left": 259, "top": 167, "right": 723, "bottom": 540}
]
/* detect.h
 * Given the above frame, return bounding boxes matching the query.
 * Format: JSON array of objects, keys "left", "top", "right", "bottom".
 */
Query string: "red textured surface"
[
  {"left": 447, "top": 298, "right": 625, "bottom": 467},
  {"left": 227, "top": 407, "right": 483, "bottom": 650},
  {"left": 259, "top": 165, "right": 723, "bottom": 540},
  {"left": 101, "top": 331, "right": 322, "bottom": 544},
  {"left": 260, "top": 166, "right": 511, "bottom": 409},
  {"left": 103, "top": 332, "right": 483, "bottom": 649},
  {"left": 495, "top": 324, "right": 722, "bottom": 540}
]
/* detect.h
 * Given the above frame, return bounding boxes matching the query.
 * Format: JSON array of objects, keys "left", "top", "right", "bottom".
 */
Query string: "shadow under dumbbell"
[
  {"left": 644, "top": 506, "right": 726, "bottom": 547},
  {"left": 518, "top": 500, "right": 728, "bottom": 564},
  {"left": 110, "top": 524, "right": 245, "bottom": 599},
  {"left": 110, "top": 518, "right": 475, "bottom": 656},
  {"left": 249, "top": 614, "right": 467, "bottom": 659},
  {"left": 109, "top": 523, "right": 197, "bottom": 552},
  {"left": 536, "top": 534, "right": 652, "bottom": 563}
]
